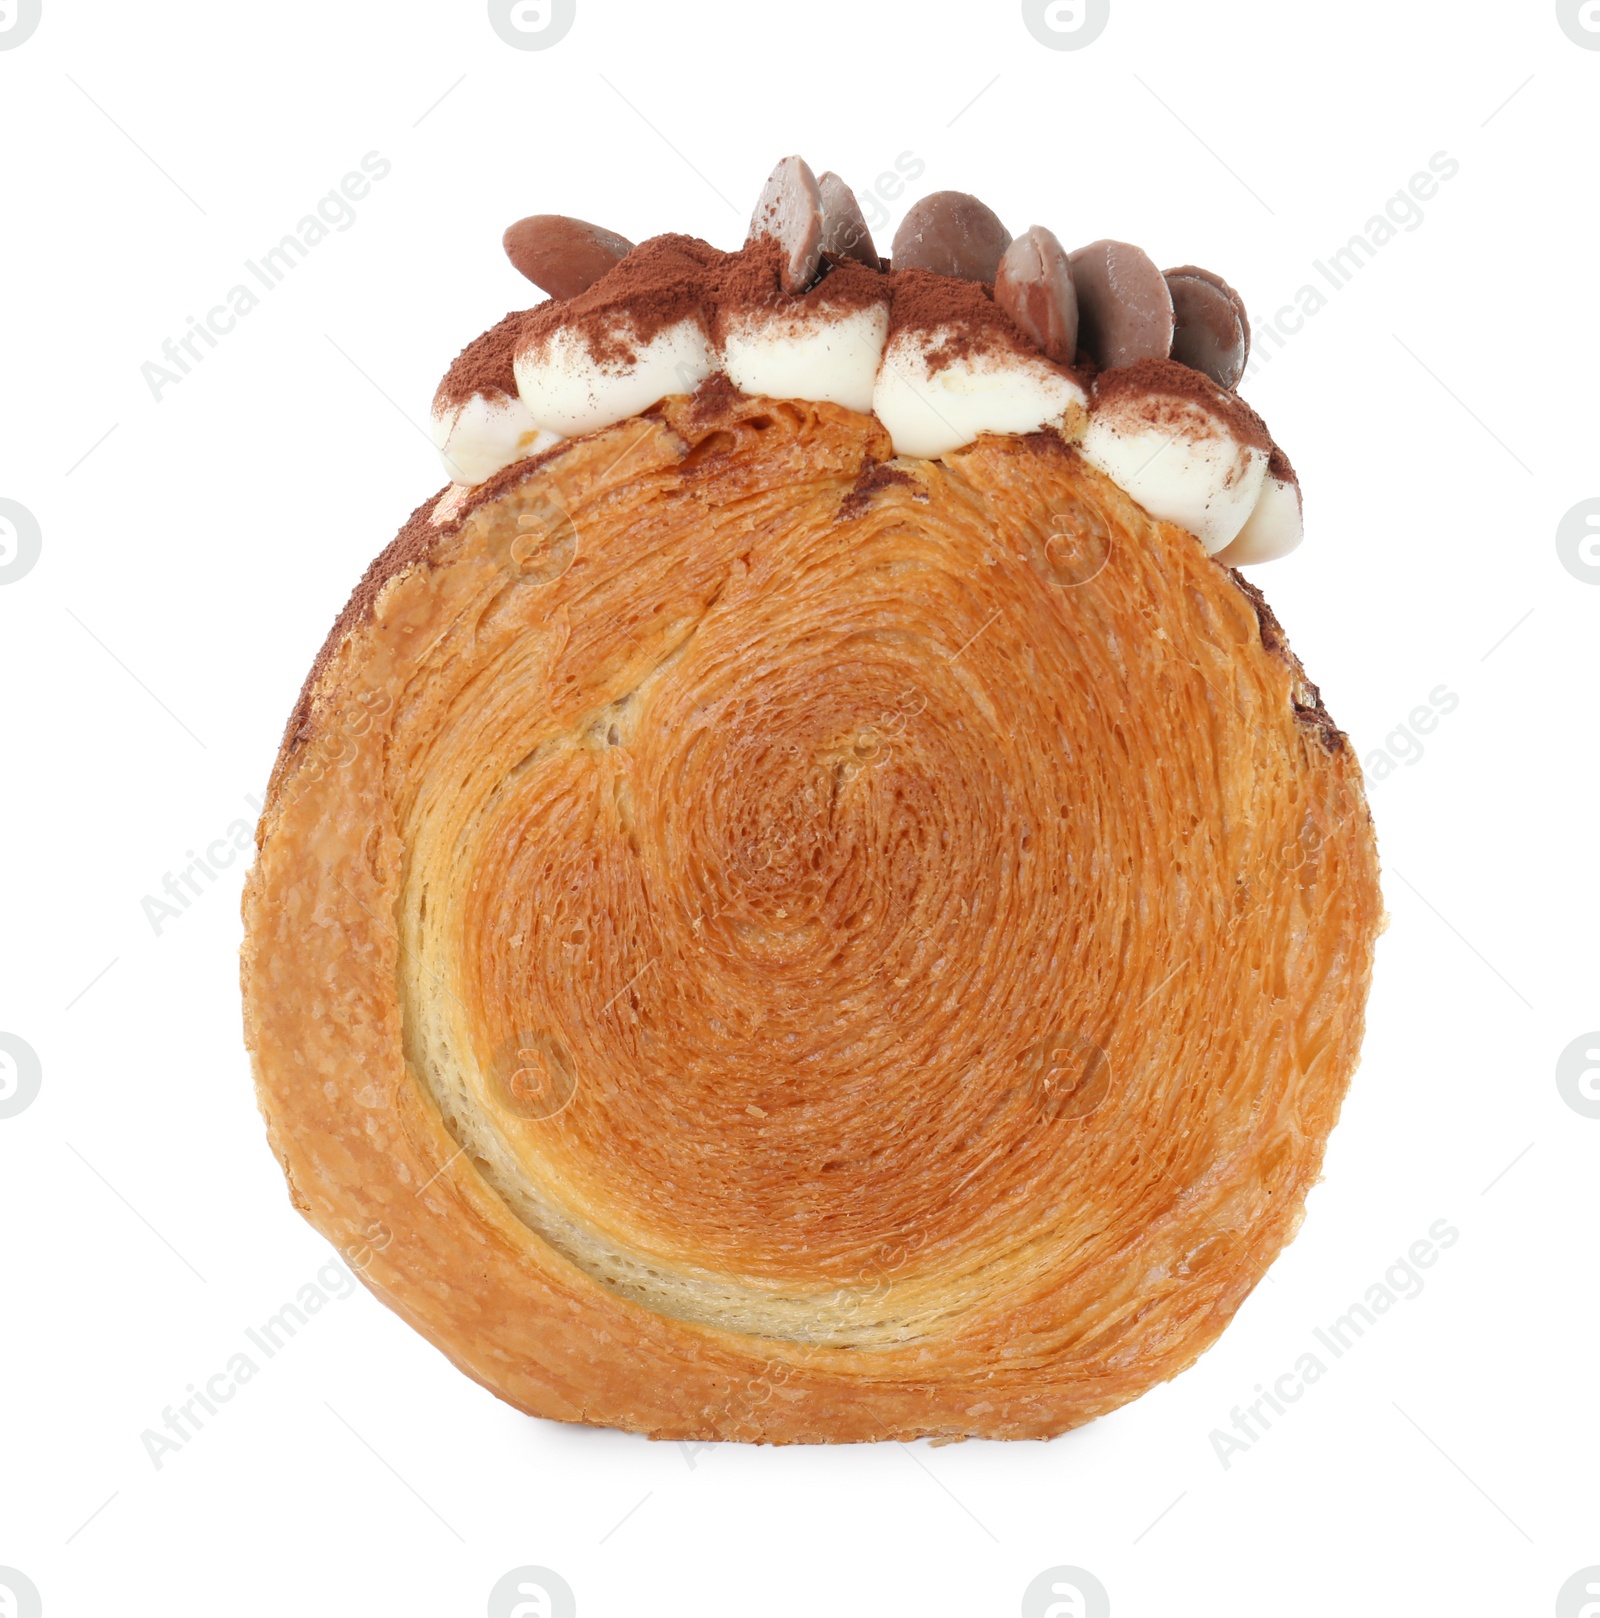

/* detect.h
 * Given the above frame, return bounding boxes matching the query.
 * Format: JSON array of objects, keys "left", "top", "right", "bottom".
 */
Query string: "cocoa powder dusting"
[
  {"left": 441, "top": 237, "right": 1086, "bottom": 412},
  {"left": 682, "top": 369, "right": 745, "bottom": 425},
  {"left": 274, "top": 443, "right": 573, "bottom": 781},
  {"left": 1015, "top": 429, "right": 1081, "bottom": 465},
  {"left": 518, "top": 233, "right": 726, "bottom": 367},
  {"left": 886, "top": 268, "right": 1080, "bottom": 380},
  {"left": 1094, "top": 359, "right": 1272, "bottom": 453},
  {"left": 838, "top": 458, "right": 920, "bottom": 521},
  {"left": 1229, "top": 571, "right": 1345, "bottom": 754},
  {"left": 434, "top": 309, "right": 537, "bottom": 408},
  {"left": 710, "top": 239, "right": 889, "bottom": 337},
  {"left": 1267, "top": 439, "right": 1298, "bottom": 488},
  {"left": 296, "top": 213, "right": 1325, "bottom": 803},
  {"left": 276, "top": 490, "right": 444, "bottom": 773}
]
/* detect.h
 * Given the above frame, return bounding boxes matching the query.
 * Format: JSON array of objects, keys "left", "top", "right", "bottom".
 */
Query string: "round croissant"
[{"left": 241, "top": 388, "right": 1380, "bottom": 1443}]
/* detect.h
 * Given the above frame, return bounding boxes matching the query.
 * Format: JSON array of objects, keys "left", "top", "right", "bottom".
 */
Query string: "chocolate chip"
[
  {"left": 1165, "top": 265, "right": 1251, "bottom": 390},
  {"left": 747, "top": 155, "right": 824, "bottom": 294},
  {"left": 1066, "top": 239, "right": 1174, "bottom": 370},
  {"left": 994, "top": 226, "right": 1078, "bottom": 365},
  {"left": 502, "top": 215, "right": 635, "bottom": 301},
  {"left": 891, "top": 191, "right": 1012, "bottom": 284},
  {"left": 817, "top": 172, "right": 879, "bottom": 267}
]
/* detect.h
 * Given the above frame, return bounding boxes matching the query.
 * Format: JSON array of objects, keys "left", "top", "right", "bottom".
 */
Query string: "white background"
[{"left": 2, "top": 1, "right": 1596, "bottom": 1614}]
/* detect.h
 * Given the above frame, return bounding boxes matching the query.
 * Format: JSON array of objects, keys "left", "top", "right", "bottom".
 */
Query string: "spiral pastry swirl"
[{"left": 242, "top": 389, "right": 1379, "bottom": 1442}]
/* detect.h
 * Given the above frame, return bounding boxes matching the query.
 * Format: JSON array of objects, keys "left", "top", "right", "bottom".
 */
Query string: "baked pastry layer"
[{"left": 242, "top": 388, "right": 1379, "bottom": 1442}]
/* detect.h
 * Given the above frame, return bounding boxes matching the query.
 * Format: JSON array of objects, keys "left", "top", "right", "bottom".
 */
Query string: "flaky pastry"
[{"left": 242, "top": 381, "right": 1379, "bottom": 1442}]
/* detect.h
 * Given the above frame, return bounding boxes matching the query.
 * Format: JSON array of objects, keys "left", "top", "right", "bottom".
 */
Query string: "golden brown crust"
[{"left": 241, "top": 388, "right": 1380, "bottom": 1443}]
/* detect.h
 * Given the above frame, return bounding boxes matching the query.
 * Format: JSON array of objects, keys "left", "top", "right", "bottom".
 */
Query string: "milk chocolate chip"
[
  {"left": 1165, "top": 265, "right": 1251, "bottom": 390},
  {"left": 891, "top": 191, "right": 1012, "bottom": 284},
  {"left": 748, "top": 155, "right": 825, "bottom": 295},
  {"left": 1067, "top": 240, "right": 1175, "bottom": 370},
  {"left": 994, "top": 226, "right": 1079, "bottom": 365},
  {"left": 817, "top": 171, "right": 879, "bottom": 267},
  {"left": 503, "top": 215, "right": 635, "bottom": 300}
]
